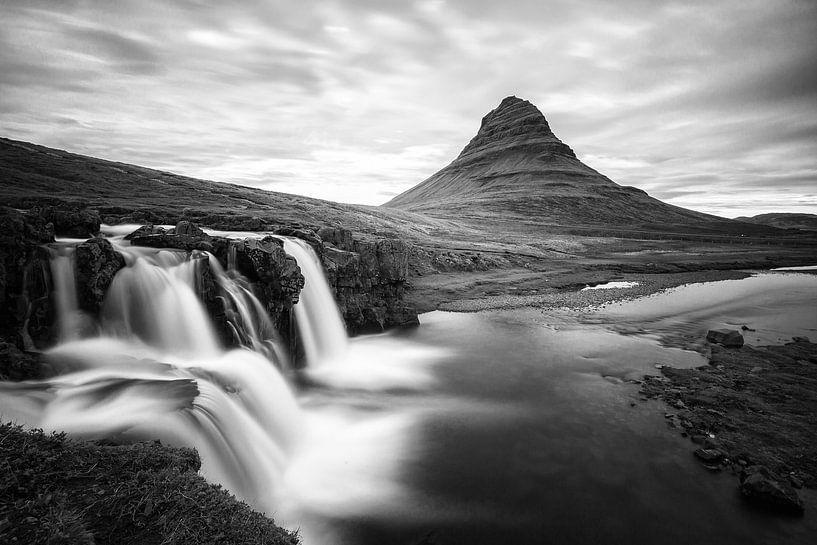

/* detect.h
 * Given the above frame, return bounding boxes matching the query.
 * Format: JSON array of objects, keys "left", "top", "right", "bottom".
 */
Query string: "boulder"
[
  {"left": 706, "top": 329, "right": 744, "bottom": 348},
  {"left": 123, "top": 224, "right": 166, "bottom": 240},
  {"left": 792, "top": 336, "right": 810, "bottom": 343},
  {"left": 75, "top": 238, "right": 125, "bottom": 314},
  {"left": 693, "top": 447, "right": 724, "bottom": 464},
  {"left": 739, "top": 465, "right": 804, "bottom": 516},
  {"left": 129, "top": 221, "right": 215, "bottom": 252}
]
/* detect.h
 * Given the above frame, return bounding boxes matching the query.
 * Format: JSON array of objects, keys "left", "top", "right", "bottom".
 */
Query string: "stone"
[
  {"left": 739, "top": 465, "right": 804, "bottom": 516},
  {"left": 124, "top": 224, "right": 166, "bottom": 240},
  {"left": 75, "top": 238, "right": 126, "bottom": 314},
  {"left": 706, "top": 329, "right": 744, "bottom": 348},
  {"left": 129, "top": 221, "right": 214, "bottom": 252},
  {"left": 694, "top": 448, "right": 724, "bottom": 464},
  {"left": 792, "top": 336, "right": 810, "bottom": 343}
]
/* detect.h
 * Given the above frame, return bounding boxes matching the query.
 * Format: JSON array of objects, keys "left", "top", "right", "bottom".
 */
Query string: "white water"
[
  {"left": 0, "top": 241, "right": 303, "bottom": 510},
  {"left": 582, "top": 281, "right": 640, "bottom": 291},
  {"left": 282, "top": 238, "right": 348, "bottom": 366}
]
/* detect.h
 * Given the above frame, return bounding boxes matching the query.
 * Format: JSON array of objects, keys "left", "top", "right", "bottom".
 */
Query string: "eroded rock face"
[
  {"left": 75, "top": 238, "right": 125, "bottom": 314},
  {"left": 319, "top": 235, "right": 418, "bottom": 334},
  {"left": 0, "top": 207, "right": 55, "bottom": 349},
  {"left": 232, "top": 237, "right": 304, "bottom": 307}
]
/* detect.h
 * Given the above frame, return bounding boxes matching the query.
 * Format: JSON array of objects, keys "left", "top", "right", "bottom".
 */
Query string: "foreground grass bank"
[{"left": 0, "top": 424, "right": 298, "bottom": 545}]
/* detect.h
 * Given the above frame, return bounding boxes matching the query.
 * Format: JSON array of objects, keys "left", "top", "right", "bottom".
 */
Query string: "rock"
[
  {"left": 129, "top": 221, "right": 214, "bottom": 252},
  {"left": 124, "top": 224, "right": 166, "bottom": 240},
  {"left": 75, "top": 238, "right": 126, "bottom": 314},
  {"left": 0, "top": 208, "right": 56, "bottom": 348},
  {"left": 317, "top": 227, "right": 354, "bottom": 251},
  {"left": 739, "top": 465, "right": 804, "bottom": 516},
  {"left": 36, "top": 205, "right": 100, "bottom": 238},
  {"left": 694, "top": 448, "right": 724, "bottom": 464},
  {"left": 792, "top": 336, "right": 810, "bottom": 343},
  {"left": 0, "top": 341, "right": 42, "bottom": 380},
  {"left": 706, "top": 329, "right": 744, "bottom": 348}
]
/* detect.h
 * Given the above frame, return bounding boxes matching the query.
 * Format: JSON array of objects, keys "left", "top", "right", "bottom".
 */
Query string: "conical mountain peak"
[{"left": 459, "top": 96, "right": 575, "bottom": 160}]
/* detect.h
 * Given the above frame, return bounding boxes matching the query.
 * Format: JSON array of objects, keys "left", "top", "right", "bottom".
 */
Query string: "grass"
[{"left": 0, "top": 423, "right": 299, "bottom": 545}]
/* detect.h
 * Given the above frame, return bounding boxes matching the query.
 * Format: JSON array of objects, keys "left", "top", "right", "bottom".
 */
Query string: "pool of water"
[{"left": 279, "top": 272, "right": 817, "bottom": 544}]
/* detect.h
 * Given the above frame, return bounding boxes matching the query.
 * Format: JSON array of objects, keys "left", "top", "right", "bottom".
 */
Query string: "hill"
[{"left": 734, "top": 213, "right": 817, "bottom": 232}]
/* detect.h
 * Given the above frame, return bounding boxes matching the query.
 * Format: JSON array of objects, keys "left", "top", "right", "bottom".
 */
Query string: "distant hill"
[
  {"left": 385, "top": 96, "right": 737, "bottom": 230},
  {"left": 733, "top": 213, "right": 817, "bottom": 232},
  {"left": 0, "top": 137, "right": 454, "bottom": 239}
]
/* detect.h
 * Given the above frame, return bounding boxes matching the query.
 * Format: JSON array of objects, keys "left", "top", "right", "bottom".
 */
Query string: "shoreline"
[{"left": 434, "top": 269, "right": 754, "bottom": 312}]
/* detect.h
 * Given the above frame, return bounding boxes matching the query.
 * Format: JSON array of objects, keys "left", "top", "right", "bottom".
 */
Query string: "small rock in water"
[
  {"left": 741, "top": 325, "right": 756, "bottom": 332},
  {"left": 706, "top": 329, "right": 745, "bottom": 348},
  {"left": 694, "top": 448, "right": 724, "bottom": 464},
  {"left": 739, "top": 466, "right": 804, "bottom": 516},
  {"left": 792, "top": 336, "right": 810, "bottom": 343},
  {"left": 654, "top": 363, "right": 664, "bottom": 369}
]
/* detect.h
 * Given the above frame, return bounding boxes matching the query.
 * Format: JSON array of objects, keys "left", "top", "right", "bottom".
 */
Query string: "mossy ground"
[{"left": 0, "top": 424, "right": 299, "bottom": 545}]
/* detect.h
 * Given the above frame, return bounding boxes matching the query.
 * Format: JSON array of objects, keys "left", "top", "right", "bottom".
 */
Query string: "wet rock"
[
  {"left": 739, "top": 465, "right": 804, "bottom": 516},
  {"left": 706, "top": 329, "right": 744, "bottom": 348},
  {"left": 792, "top": 336, "right": 810, "bottom": 343},
  {"left": 694, "top": 447, "right": 724, "bottom": 464},
  {"left": 129, "top": 221, "right": 214, "bottom": 252},
  {"left": 124, "top": 224, "right": 166, "bottom": 240},
  {"left": 75, "top": 238, "right": 126, "bottom": 314},
  {"left": 0, "top": 208, "right": 56, "bottom": 348},
  {"left": 232, "top": 237, "right": 304, "bottom": 334}
]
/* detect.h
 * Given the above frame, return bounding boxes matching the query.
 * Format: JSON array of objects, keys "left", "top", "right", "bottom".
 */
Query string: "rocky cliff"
[{"left": 385, "top": 96, "right": 729, "bottom": 227}]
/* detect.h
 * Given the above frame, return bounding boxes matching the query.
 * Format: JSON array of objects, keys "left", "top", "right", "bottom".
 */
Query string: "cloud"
[{"left": 0, "top": 0, "right": 814, "bottom": 214}]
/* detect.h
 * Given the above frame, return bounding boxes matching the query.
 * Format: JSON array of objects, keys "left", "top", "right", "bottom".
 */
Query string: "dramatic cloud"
[{"left": 1, "top": 0, "right": 815, "bottom": 216}]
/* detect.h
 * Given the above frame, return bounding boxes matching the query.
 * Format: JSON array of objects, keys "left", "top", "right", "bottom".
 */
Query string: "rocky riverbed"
[{"left": 641, "top": 337, "right": 817, "bottom": 516}]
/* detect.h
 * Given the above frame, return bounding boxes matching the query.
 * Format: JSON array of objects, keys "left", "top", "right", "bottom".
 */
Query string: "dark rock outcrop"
[
  {"left": 75, "top": 238, "right": 126, "bottom": 314},
  {"left": 740, "top": 465, "right": 804, "bottom": 516},
  {"left": 706, "top": 328, "right": 744, "bottom": 348},
  {"left": 130, "top": 220, "right": 216, "bottom": 252},
  {"left": 231, "top": 237, "right": 304, "bottom": 314},
  {"left": 0, "top": 207, "right": 55, "bottom": 349},
  {"left": 318, "top": 232, "right": 419, "bottom": 334},
  {"left": 37, "top": 204, "right": 101, "bottom": 238}
]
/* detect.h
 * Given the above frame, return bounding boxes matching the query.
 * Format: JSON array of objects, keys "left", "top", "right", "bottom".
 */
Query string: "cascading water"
[
  {"left": 281, "top": 238, "right": 348, "bottom": 366},
  {"left": 0, "top": 239, "right": 303, "bottom": 511}
]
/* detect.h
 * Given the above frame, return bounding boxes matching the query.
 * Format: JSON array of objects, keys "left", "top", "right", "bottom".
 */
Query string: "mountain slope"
[
  {"left": 0, "top": 137, "right": 458, "bottom": 239},
  {"left": 385, "top": 96, "right": 728, "bottom": 227}
]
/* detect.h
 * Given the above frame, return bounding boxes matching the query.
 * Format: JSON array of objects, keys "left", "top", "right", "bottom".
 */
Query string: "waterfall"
[
  {"left": 0, "top": 240, "right": 303, "bottom": 512},
  {"left": 281, "top": 238, "right": 348, "bottom": 366},
  {"left": 49, "top": 245, "right": 91, "bottom": 341}
]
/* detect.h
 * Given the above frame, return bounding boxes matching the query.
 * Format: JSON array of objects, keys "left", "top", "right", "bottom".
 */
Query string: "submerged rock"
[
  {"left": 75, "top": 238, "right": 125, "bottom": 314},
  {"left": 739, "top": 465, "right": 804, "bottom": 516},
  {"left": 706, "top": 329, "right": 744, "bottom": 348}
]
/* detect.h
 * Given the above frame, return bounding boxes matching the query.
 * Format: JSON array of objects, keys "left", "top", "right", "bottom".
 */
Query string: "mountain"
[
  {"left": 733, "top": 213, "right": 817, "bottom": 232},
  {"left": 385, "top": 96, "right": 728, "bottom": 227}
]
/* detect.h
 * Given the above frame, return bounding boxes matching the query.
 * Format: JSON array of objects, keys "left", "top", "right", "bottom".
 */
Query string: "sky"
[{"left": 1, "top": 0, "right": 816, "bottom": 218}]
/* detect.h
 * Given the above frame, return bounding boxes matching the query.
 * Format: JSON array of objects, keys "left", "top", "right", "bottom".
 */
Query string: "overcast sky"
[{"left": 1, "top": 0, "right": 816, "bottom": 217}]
